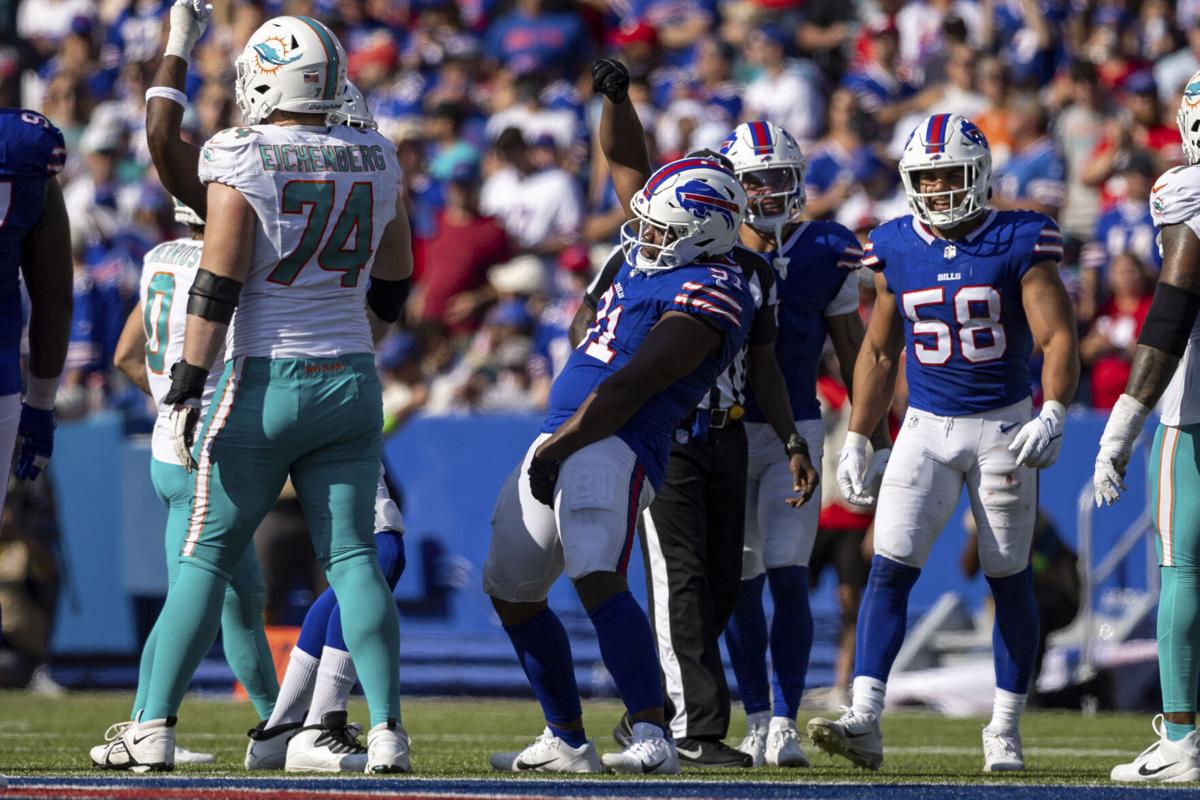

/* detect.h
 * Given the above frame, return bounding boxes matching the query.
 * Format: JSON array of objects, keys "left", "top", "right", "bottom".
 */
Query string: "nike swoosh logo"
[
  {"left": 131, "top": 733, "right": 156, "bottom": 745},
  {"left": 1139, "top": 761, "right": 1178, "bottom": 776},
  {"left": 677, "top": 746, "right": 703, "bottom": 758},
  {"left": 1000, "top": 422, "right": 1021, "bottom": 433},
  {"left": 516, "top": 758, "right": 556, "bottom": 770},
  {"left": 642, "top": 757, "right": 667, "bottom": 773}
]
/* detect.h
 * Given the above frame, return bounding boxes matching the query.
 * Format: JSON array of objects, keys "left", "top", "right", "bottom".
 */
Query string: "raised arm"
[
  {"left": 146, "top": 0, "right": 211, "bottom": 216},
  {"left": 593, "top": 58, "right": 652, "bottom": 217}
]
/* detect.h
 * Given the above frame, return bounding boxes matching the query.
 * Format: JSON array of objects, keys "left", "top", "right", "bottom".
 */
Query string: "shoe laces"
[
  {"left": 743, "top": 725, "right": 768, "bottom": 749},
  {"left": 983, "top": 728, "right": 1019, "bottom": 760},
  {"left": 104, "top": 721, "right": 134, "bottom": 742},
  {"left": 317, "top": 723, "right": 366, "bottom": 754},
  {"left": 835, "top": 706, "right": 873, "bottom": 728},
  {"left": 625, "top": 730, "right": 665, "bottom": 762},
  {"left": 769, "top": 722, "right": 799, "bottom": 749}
]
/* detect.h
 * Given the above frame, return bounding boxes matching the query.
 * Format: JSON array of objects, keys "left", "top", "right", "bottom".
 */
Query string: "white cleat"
[
  {"left": 766, "top": 717, "right": 810, "bottom": 768},
  {"left": 736, "top": 714, "right": 768, "bottom": 767},
  {"left": 90, "top": 717, "right": 175, "bottom": 772},
  {"left": 490, "top": 727, "right": 603, "bottom": 773},
  {"left": 601, "top": 721, "right": 680, "bottom": 775},
  {"left": 807, "top": 708, "right": 883, "bottom": 770},
  {"left": 244, "top": 719, "right": 303, "bottom": 770},
  {"left": 982, "top": 725, "right": 1024, "bottom": 772},
  {"left": 366, "top": 721, "right": 411, "bottom": 773},
  {"left": 285, "top": 712, "right": 368, "bottom": 773},
  {"left": 173, "top": 745, "right": 215, "bottom": 764},
  {"left": 1111, "top": 715, "right": 1200, "bottom": 783}
]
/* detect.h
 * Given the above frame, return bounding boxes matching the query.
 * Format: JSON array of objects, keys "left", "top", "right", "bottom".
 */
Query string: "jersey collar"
[{"left": 910, "top": 210, "right": 997, "bottom": 245}]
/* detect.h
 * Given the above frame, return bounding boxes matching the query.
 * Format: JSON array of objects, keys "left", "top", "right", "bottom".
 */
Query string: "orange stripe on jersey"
[{"left": 183, "top": 358, "right": 243, "bottom": 558}]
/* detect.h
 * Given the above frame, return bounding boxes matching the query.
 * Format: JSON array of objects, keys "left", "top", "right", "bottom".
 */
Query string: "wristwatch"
[{"left": 785, "top": 433, "right": 809, "bottom": 459}]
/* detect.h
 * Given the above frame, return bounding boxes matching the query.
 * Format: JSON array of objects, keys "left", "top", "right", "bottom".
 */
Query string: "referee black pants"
[{"left": 640, "top": 421, "right": 747, "bottom": 740}]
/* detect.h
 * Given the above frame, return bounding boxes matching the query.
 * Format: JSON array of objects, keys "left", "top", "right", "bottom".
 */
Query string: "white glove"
[
  {"left": 164, "top": 0, "right": 213, "bottom": 61},
  {"left": 169, "top": 400, "right": 202, "bottom": 473},
  {"left": 1094, "top": 393, "right": 1151, "bottom": 507},
  {"left": 1008, "top": 400, "right": 1066, "bottom": 469},
  {"left": 837, "top": 432, "right": 890, "bottom": 507}
]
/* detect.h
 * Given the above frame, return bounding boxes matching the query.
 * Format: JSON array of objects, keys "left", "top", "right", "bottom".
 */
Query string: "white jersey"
[
  {"left": 139, "top": 238, "right": 223, "bottom": 465},
  {"left": 1148, "top": 166, "right": 1200, "bottom": 427},
  {"left": 197, "top": 123, "right": 402, "bottom": 359}
]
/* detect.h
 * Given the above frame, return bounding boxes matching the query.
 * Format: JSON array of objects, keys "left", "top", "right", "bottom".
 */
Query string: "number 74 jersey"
[
  {"left": 198, "top": 123, "right": 402, "bottom": 359},
  {"left": 863, "top": 210, "right": 1063, "bottom": 416}
]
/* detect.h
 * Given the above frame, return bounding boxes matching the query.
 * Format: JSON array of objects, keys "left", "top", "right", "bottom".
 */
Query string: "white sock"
[
  {"left": 304, "top": 646, "right": 358, "bottom": 727},
  {"left": 746, "top": 710, "right": 770, "bottom": 731},
  {"left": 851, "top": 676, "right": 887, "bottom": 718},
  {"left": 988, "top": 688, "right": 1026, "bottom": 733},
  {"left": 265, "top": 647, "right": 319, "bottom": 728}
]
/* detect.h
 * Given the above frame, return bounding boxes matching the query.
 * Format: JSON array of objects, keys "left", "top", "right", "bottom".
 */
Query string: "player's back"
[
  {"left": 546, "top": 256, "right": 756, "bottom": 488},
  {"left": 744, "top": 220, "right": 862, "bottom": 423},
  {"left": 197, "top": 123, "right": 402, "bottom": 360},
  {"left": 0, "top": 109, "right": 66, "bottom": 395},
  {"left": 139, "top": 238, "right": 224, "bottom": 464},
  {"left": 1149, "top": 164, "right": 1200, "bottom": 426},
  {"left": 865, "top": 209, "right": 1063, "bottom": 416}
]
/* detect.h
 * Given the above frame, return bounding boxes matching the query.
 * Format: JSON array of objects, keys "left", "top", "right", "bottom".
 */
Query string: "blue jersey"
[
  {"left": 0, "top": 109, "right": 67, "bottom": 396},
  {"left": 744, "top": 221, "right": 862, "bottom": 423},
  {"left": 864, "top": 210, "right": 1063, "bottom": 416},
  {"left": 993, "top": 138, "right": 1066, "bottom": 211},
  {"left": 544, "top": 258, "right": 755, "bottom": 489},
  {"left": 1086, "top": 202, "right": 1161, "bottom": 274}
]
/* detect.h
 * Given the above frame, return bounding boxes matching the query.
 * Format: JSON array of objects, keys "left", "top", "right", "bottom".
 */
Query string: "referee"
[{"left": 570, "top": 183, "right": 816, "bottom": 767}]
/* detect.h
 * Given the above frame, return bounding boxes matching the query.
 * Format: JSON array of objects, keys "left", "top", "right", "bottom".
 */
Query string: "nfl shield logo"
[{"left": 943, "top": 244, "right": 957, "bottom": 260}]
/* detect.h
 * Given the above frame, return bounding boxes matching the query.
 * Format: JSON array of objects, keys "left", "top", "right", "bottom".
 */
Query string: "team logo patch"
[
  {"left": 253, "top": 36, "right": 302, "bottom": 74},
  {"left": 675, "top": 179, "right": 739, "bottom": 226},
  {"left": 1185, "top": 78, "right": 1200, "bottom": 107},
  {"left": 958, "top": 118, "right": 989, "bottom": 150}
]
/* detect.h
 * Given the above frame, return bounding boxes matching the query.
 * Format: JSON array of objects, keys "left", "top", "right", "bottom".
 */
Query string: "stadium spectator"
[
  {"left": 973, "top": 57, "right": 1015, "bottom": 169},
  {"left": 1080, "top": 253, "right": 1155, "bottom": 411},
  {"left": 991, "top": 94, "right": 1066, "bottom": 217},
  {"left": 1054, "top": 60, "right": 1114, "bottom": 244},
  {"left": 1154, "top": 18, "right": 1200, "bottom": 102},
  {"left": 743, "top": 25, "right": 824, "bottom": 145},
  {"left": 841, "top": 18, "right": 930, "bottom": 129},
  {"left": 894, "top": 0, "right": 984, "bottom": 79},
  {"left": 483, "top": 0, "right": 587, "bottom": 78},
  {"left": 413, "top": 160, "right": 512, "bottom": 336},
  {"left": 481, "top": 127, "right": 582, "bottom": 255}
]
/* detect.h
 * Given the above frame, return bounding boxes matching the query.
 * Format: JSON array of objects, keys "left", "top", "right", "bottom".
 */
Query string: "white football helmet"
[
  {"left": 173, "top": 198, "right": 204, "bottom": 227},
  {"left": 328, "top": 79, "right": 377, "bottom": 129},
  {"left": 720, "top": 120, "right": 807, "bottom": 230},
  {"left": 620, "top": 157, "right": 747, "bottom": 271},
  {"left": 235, "top": 16, "right": 347, "bottom": 126},
  {"left": 1177, "top": 69, "right": 1200, "bottom": 165},
  {"left": 899, "top": 113, "right": 992, "bottom": 228}
]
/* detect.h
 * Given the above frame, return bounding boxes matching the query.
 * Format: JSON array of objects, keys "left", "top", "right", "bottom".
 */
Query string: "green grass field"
[{"left": 0, "top": 690, "right": 1175, "bottom": 786}]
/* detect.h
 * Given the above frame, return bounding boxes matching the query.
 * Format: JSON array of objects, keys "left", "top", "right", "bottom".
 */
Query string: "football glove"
[
  {"left": 1094, "top": 393, "right": 1151, "bottom": 507},
  {"left": 165, "top": 0, "right": 213, "bottom": 61},
  {"left": 592, "top": 58, "right": 630, "bottom": 104},
  {"left": 837, "top": 432, "right": 890, "bottom": 507},
  {"left": 164, "top": 360, "right": 209, "bottom": 473},
  {"left": 1008, "top": 401, "right": 1066, "bottom": 469},
  {"left": 13, "top": 405, "right": 55, "bottom": 481},
  {"left": 528, "top": 456, "right": 561, "bottom": 508}
]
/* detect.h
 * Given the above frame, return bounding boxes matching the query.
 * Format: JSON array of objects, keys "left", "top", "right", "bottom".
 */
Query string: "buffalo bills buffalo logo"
[
  {"left": 959, "top": 119, "right": 990, "bottom": 150},
  {"left": 675, "top": 179, "right": 740, "bottom": 226}
]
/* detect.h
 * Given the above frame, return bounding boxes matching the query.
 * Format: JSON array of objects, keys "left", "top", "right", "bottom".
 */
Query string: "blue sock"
[
  {"left": 505, "top": 607, "right": 586, "bottom": 748},
  {"left": 296, "top": 587, "right": 338, "bottom": 659},
  {"left": 855, "top": 555, "right": 921, "bottom": 681},
  {"left": 724, "top": 575, "right": 770, "bottom": 715},
  {"left": 986, "top": 566, "right": 1040, "bottom": 694},
  {"left": 768, "top": 566, "right": 812, "bottom": 719},
  {"left": 1166, "top": 721, "right": 1195, "bottom": 742},
  {"left": 588, "top": 591, "right": 664, "bottom": 729}
]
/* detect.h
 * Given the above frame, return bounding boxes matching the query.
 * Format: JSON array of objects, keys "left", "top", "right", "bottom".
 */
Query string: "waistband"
[
  {"left": 230, "top": 353, "right": 377, "bottom": 379},
  {"left": 907, "top": 396, "right": 1032, "bottom": 422}
]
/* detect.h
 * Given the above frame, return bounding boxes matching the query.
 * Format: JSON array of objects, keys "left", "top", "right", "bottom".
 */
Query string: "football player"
[
  {"left": 483, "top": 59, "right": 754, "bottom": 775},
  {"left": 0, "top": 108, "right": 71, "bottom": 514},
  {"left": 92, "top": 198, "right": 280, "bottom": 769},
  {"left": 718, "top": 120, "right": 891, "bottom": 768},
  {"left": 1097, "top": 70, "right": 1200, "bottom": 783},
  {"left": 109, "top": 15, "right": 413, "bottom": 773},
  {"left": 807, "top": 113, "right": 1079, "bottom": 773}
]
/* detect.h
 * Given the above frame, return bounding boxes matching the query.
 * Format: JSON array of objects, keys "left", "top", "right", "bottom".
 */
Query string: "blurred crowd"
[{"left": 3, "top": 0, "right": 1193, "bottom": 424}]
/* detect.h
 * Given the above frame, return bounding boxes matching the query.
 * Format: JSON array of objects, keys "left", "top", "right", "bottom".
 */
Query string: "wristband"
[
  {"left": 24, "top": 374, "right": 61, "bottom": 410},
  {"left": 146, "top": 86, "right": 189, "bottom": 108}
]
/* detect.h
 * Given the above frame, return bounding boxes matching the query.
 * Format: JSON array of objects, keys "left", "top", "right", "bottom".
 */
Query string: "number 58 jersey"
[
  {"left": 544, "top": 258, "right": 756, "bottom": 490},
  {"left": 864, "top": 210, "right": 1063, "bottom": 416},
  {"left": 198, "top": 123, "right": 402, "bottom": 360}
]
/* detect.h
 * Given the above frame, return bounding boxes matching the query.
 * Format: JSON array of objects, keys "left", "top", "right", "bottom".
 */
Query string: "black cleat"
[{"left": 675, "top": 737, "right": 754, "bottom": 768}]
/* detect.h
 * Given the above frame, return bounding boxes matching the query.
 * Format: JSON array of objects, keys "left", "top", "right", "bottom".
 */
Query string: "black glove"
[
  {"left": 164, "top": 360, "right": 210, "bottom": 472},
  {"left": 528, "top": 456, "right": 561, "bottom": 507},
  {"left": 592, "top": 57, "right": 630, "bottom": 104}
]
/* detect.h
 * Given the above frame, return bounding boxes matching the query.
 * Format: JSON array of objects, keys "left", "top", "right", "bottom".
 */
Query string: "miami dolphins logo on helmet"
[
  {"left": 253, "top": 36, "right": 302, "bottom": 74},
  {"left": 1185, "top": 77, "right": 1200, "bottom": 108},
  {"left": 675, "top": 179, "right": 740, "bottom": 225}
]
